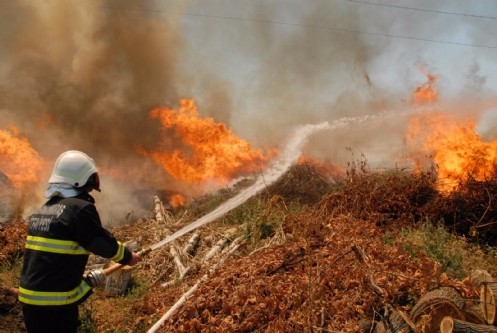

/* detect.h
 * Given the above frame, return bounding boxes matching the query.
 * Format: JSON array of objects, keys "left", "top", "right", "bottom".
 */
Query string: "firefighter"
[{"left": 19, "top": 150, "right": 142, "bottom": 333}]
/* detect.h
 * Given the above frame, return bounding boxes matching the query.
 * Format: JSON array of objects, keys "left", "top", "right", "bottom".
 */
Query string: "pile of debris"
[{"left": 2, "top": 165, "right": 497, "bottom": 332}]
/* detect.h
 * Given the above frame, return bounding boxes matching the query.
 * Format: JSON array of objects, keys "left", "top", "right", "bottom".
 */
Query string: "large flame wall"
[{"left": 1, "top": 1, "right": 496, "bottom": 220}]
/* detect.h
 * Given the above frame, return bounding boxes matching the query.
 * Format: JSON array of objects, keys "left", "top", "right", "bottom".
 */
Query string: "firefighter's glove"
[{"left": 86, "top": 269, "right": 106, "bottom": 288}]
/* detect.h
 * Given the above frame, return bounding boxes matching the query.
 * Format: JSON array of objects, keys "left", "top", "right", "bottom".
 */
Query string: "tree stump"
[
  {"left": 410, "top": 287, "right": 466, "bottom": 333},
  {"left": 440, "top": 316, "right": 497, "bottom": 333},
  {"left": 481, "top": 281, "right": 497, "bottom": 324}
]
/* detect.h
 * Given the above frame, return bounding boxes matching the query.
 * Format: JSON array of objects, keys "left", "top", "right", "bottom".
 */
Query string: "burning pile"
[
  {"left": 138, "top": 99, "right": 270, "bottom": 186},
  {"left": 407, "top": 73, "right": 497, "bottom": 193},
  {"left": 2, "top": 160, "right": 497, "bottom": 332},
  {"left": 0, "top": 72, "right": 496, "bottom": 222},
  {"left": 0, "top": 126, "right": 45, "bottom": 221},
  {"left": 0, "top": 125, "right": 44, "bottom": 190},
  {"left": 407, "top": 111, "right": 497, "bottom": 193},
  {"left": 1, "top": 72, "right": 497, "bottom": 331}
]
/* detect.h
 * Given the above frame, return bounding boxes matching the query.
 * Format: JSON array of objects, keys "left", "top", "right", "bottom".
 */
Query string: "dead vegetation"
[
  {"left": 421, "top": 175, "right": 497, "bottom": 246},
  {"left": 1, "top": 163, "right": 497, "bottom": 332}
]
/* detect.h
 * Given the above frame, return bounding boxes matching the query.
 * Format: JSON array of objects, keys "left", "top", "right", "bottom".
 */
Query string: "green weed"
[
  {"left": 78, "top": 307, "right": 97, "bottom": 333},
  {"left": 402, "top": 220, "right": 497, "bottom": 279}
]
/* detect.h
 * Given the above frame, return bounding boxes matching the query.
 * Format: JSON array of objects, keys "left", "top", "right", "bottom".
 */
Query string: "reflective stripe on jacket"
[
  {"left": 25, "top": 236, "right": 89, "bottom": 255},
  {"left": 18, "top": 280, "right": 92, "bottom": 306}
]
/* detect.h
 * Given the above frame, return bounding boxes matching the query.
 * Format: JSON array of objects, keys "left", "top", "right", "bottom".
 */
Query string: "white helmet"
[{"left": 48, "top": 150, "right": 101, "bottom": 192}]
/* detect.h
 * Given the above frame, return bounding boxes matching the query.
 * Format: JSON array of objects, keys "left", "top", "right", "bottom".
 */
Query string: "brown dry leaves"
[
  {"left": 0, "top": 165, "right": 493, "bottom": 332},
  {"left": 0, "top": 221, "right": 27, "bottom": 265},
  {"left": 150, "top": 213, "right": 440, "bottom": 332}
]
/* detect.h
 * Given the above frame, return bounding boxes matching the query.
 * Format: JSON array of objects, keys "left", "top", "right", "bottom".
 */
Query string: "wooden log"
[
  {"left": 182, "top": 231, "right": 200, "bottom": 256},
  {"left": 410, "top": 287, "right": 466, "bottom": 333},
  {"left": 202, "top": 238, "right": 228, "bottom": 262},
  {"left": 161, "top": 266, "right": 191, "bottom": 288},
  {"left": 464, "top": 304, "right": 486, "bottom": 325},
  {"left": 440, "top": 316, "right": 497, "bottom": 333},
  {"left": 480, "top": 280, "right": 497, "bottom": 324},
  {"left": 170, "top": 246, "right": 186, "bottom": 276},
  {"left": 161, "top": 244, "right": 192, "bottom": 288},
  {"left": 222, "top": 236, "right": 243, "bottom": 255},
  {"left": 376, "top": 304, "right": 413, "bottom": 333},
  {"left": 153, "top": 195, "right": 165, "bottom": 224},
  {"left": 202, "top": 228, "right": 237, "bottom": 263}
]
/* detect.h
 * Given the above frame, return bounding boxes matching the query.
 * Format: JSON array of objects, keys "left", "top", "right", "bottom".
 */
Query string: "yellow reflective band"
[
  {"left": 25, "top": 236, "right": 89, "bottom": 255},
  {"left": 110, "top": 241, "right": 125, "bottom": 262},
  {"left": 18, "top": 280, "right": 92, "bottom": 306}
]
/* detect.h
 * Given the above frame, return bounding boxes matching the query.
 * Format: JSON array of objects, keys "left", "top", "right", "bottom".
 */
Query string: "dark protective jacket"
[{"left": 19, "top": 192, "right": 132, "bottom": 307}]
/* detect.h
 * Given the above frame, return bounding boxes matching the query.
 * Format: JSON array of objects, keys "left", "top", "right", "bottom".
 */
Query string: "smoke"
[
  {"left": 0, "top": 0, "right": 189, "bottom": 219},
  {"left": 171, "top": 0, "right": 497, "bottom": 165},
  {"left": 1, "top": 0, "right": 496, "bottom": 221},
  {"left": 3, "top": 1, "right": 182, "bottom": 151}
]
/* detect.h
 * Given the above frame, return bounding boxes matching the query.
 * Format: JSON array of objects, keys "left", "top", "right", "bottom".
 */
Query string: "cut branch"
[
  {"left": 153, "top": 195, "right": 165, "bottom": 224},
  {"left": 202, "top": 228, "right": 238, "bottom": 263},
  {"left": 170, "top": 246, "right": 187, "bottom": 276},
  {"left": 182, "top": 231, "right": 200, "bottom": 256},
  {"left": 351, "top": 245, "right": 386, "bottom": 297}
]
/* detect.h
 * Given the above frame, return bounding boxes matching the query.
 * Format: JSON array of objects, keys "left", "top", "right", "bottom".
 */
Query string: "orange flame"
[
  {"left": 413, "top": 73, "right": 438, "bottom": 104},
  {"left": 0, "top": 125, "right": 45, "bottom": 189},
  {"left": 138, "top": 99, "right": 269, "bottom": 185},
  {"left": 407, "top": 111, "right": 497, "bottom": 192},
  {"left": 407, "top": 72, "right": 497, "bottom": 192},
  {"left": 297, "top": 156, "right": 343, "bottom": 178},
  {"left": 169, "top": 193, "right": 186, "bottom": 207}
]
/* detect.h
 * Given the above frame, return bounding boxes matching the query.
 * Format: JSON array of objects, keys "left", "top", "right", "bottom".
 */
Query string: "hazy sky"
[{"left": 1, "top": 0, "right": 496, "bottom": 219}]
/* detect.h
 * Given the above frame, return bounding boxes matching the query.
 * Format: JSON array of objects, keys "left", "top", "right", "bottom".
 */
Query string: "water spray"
[{"left": 105, "top": 112, "right": 390, "bottom": 276}]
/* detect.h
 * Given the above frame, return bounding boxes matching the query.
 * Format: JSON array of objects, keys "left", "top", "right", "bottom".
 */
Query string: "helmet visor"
[{"left": 86, "top": 173, "right": 101, "bottom": 192}]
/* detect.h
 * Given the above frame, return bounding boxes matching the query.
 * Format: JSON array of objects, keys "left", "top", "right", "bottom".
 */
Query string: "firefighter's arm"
[{"left": 76, "top": 205, "right": 134, "bottom": 265}]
